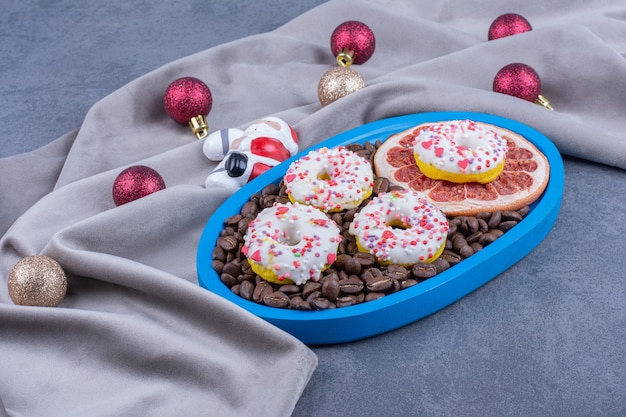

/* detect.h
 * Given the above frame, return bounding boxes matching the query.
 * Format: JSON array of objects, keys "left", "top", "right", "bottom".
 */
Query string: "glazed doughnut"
[
  {"left": 284, "top": 146, "right": 374, "bottom": 212},
  {"left": 348, "top": 190, "right": 449, "bottom": 266},
  {"left": 413, "top": 119, "right": 508, "bottom": 184},
  {"left": 242, "top": 202, "right": 341, "bottom": 285}
]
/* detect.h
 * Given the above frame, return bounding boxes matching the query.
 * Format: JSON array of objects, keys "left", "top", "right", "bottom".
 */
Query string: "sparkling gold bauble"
[
  {"left": 7, "top": 255, "right": 67, "bottom": 307},
  {"left": 317, "top": 66, "right": 365, "bottom": 106}
]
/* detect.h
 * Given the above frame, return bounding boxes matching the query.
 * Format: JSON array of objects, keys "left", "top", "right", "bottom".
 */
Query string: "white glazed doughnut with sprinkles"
[
  {"left": 284, "top": 146, "right": 374, "bottom": 212},
  {"left": 349, "top": 190, "right": 449, "bottom": 266},
  {"left": 413, "top": 119, "right": 508, "bottom": 184},
  {"left": 242, "top": 202, "right": 341, "bottom": 285}
]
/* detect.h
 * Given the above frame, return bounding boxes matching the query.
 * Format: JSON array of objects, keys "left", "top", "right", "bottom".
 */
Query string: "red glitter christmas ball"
[
  {"left": 112, "top": 165, "right": 166, "bottom": 206},
  {"left": 488, "top": 13, "right": 532, "bottom": 40},
  {"left": 330, "top": 21, "right": 375, "bottom": 65},
  {"left": 163, "top": 77, "right": 212, "bottom": 124},
  {"left": 493, "top": 63, "right": 541, "bottom": 102}
]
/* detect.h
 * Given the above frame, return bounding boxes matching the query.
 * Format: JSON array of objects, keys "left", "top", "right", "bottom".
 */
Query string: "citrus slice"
[{"left": 374, "top": 121, "right": 550, "bottom": 216}]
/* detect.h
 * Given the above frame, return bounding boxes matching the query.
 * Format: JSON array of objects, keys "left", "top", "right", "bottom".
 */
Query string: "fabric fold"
[{"left": 2, "top": 0, "right": 626, "bottom": 415}]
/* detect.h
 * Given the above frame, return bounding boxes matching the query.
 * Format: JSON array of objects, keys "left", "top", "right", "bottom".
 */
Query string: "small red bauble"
[
  {"left": 330, "top": 21, "right": 376, "bottom": 66},
  {"left": 488, "top": 13, "right": 532, "bottom": 40},
  {"left": 112, "top": 165, "right": 166, "bottom": 206},
  {"left": 164, "top": 76, "right": 213, "bottom": 139},
  {"left": 493, "top": 63, "right": 553, "bottom": 110},
  {"left": 493, "top": 63, "right": 540, "bottom": 102}
]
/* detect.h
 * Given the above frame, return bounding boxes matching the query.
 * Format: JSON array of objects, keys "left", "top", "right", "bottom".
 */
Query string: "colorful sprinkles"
[
  {"left": 284, "top": 146, "right": 374, "bottom": 212},
  {"left": 349, "top": 190, "right": 449, "bottom": 266},
  {"left": 413, "top": 120, "right": 508, "bottom": 183},
  {"left": 243, "top": 202, "right": 341, "bottom": 285}
]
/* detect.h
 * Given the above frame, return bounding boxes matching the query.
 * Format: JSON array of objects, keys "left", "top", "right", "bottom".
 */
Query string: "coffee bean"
[
  {"left": 479, "top": 232, "right": 498, "bottom": 246},
  {"left": 466, "top": 217, "right": 479, "bottom": 234},
  {"left": 290, "top": 296, "right": 312, "bottom": 310},
  {"left": 385, "top": 265, "right": 409, "bottom": 280},
  {"left": 263, "top": 291, "right": 290, "bottom": 308},
  {"left": 339, "top": 277, "right": 364, "bottom": 294},
  {"left": 470, "top": 242, "right": 483, "bottom": 253},
  {"left": 321, "top": 277, "right": 340, "bottom": 301},
  {"left": 440, "top": 250, "right": 462, "bottom": 265},
  {"left": 411, "top": 262, "right": 437, "bottom": 279},
  {"left": 278, "top": 284, "right": 301, "bottom": 295},
  {"left": 305, "top": 290, "right": 322, "bottom": 303},
  {"left": 476, "top": 212, "right": 491, "bottom": 221},
  {"left": 343, "top": 208, "right": 357, "bottom": 223},
  {"left": 220, "top": 273, "right": 238, "bottom": 287},
  {"left": 310, "top": 297, "right": 332, "bottom": 310},
  {"left": 459, "top": 245, "right": 474, "bottom": 259},
  {"left": 222, "top": 261, "right": 242, "bottom": 277},
  {"left": 240, "top": 201, "right": 259, "bottom": 218},
  {"left": 261, "top": 183, "right": 280, "bottom": 196},
  {"left": 212, "top": 260, "right": 224, "bottom": 274},
  {"left": 218, "top": 235, "right": 238, "bottom": 252},
  {"left": 432, "top": 258, "right": 450, "bottom": 273},
  {"left": 400, "top": 279, "right": 418, "bottom": 289},
  {"left": 353, "top": 252, "right": 376, "bottom": 267},
  {"left": 334, "top": 254, "right": 351, "bottom": 271},
  {"left": 372, "top": 177, "right": 390, "bottom": 195},
  {"left": 488, "top": 211, "right": 501, "bottom": 229},
  {"left": 253, "top": 280, "right": 273, "bottom": 303},
  {"left": 344, "top": 258, "right": 362, "bottom": 275},
  {"left": 212, "top": 246, "right": 226, "bottom": 262},
  {"left": 225, "top": 214, "right": 243, "bottom": 227},
  {"left": 466, "top": 231, "right": 483, "bottom": 244},
  {"left": 365, "top": 292, "right": 386, "bottom": 302},
  {"left": 302, "top": 282, "right": 322, "bottom": 299},
  {"left": 335, "top": 295, "right": 357, "bottom": 308},
  {"left": 502, "top": 210, "right": 523, "bottom": 222},
  {"left": 239, "top": 280, "right": 254, "bottom": 300},
  {"left": 231, "top": 284, "right": 241, "bottom": 296},
  {"left": 366, "top": 275, "right": 393, "bottom": 292},
  {"left": 237, "top": 217, "right": 252, "bottom": 233},
  {"left": 238, "top": 274, "right": 254, "bottom": 284},
  {"left": 498, "top": 220, "right": 518, "bottom": 232},
  {"left": 477, "top": 218, "right": 489, "bottom": 233},
  {"left": 518, "top": 206, "right": 530, "bottom": 217},
  {"left": 452, "top": 236, "right": 468, "bottom": 251}
]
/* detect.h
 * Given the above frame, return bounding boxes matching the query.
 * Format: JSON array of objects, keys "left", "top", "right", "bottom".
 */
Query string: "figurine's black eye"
[{"left": 225, "top": 152, "right": 248, "bottom": 177}]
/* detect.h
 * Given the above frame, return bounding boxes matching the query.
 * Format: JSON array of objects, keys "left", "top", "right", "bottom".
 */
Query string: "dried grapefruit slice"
[{"left": 374, "top": 121, "right": 550, "bottom": 216}]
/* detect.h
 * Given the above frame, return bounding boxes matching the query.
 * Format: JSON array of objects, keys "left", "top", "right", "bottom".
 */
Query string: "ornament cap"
[
  {"left": 189, "top": 115, "right": 209, "bottom": 139},
  {"left": 534, "top": 94, "right": 554, "bottom": 110},
  {"left": 336, "top": 48, "right": 354, "bottom": 67}
]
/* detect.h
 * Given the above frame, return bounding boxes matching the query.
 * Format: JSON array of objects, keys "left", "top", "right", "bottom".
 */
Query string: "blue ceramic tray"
[{"left": 197, "top": 112, "right": 564, "bottom": 345}]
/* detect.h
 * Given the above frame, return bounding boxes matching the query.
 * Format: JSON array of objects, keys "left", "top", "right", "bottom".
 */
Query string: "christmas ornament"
[
  {"left": 203, "top": 117, "right": 298, "bottom": 190},
  {"left": 318, "top": 67, "right": 366, "bottom": 107},
  {"left": 164, "top": 76, "right": 213, "bottom": 139},
  {"left": 488, "top": 13, "right": 532, "bottom": 40},
  {"left": 330, "top": 20, "right": 376, "bottom": 66},
  {"left": 318, "top": 21, "right": 375, "bottom": 106},
  {"left": 8, "top": 255, "right": 67, "bottom": 307},
  {"left": 493, "top": 63, "right": 553, "bottom": 110},
  {"left": 112, "top": 165, "right": 166, "bottom": 206}
]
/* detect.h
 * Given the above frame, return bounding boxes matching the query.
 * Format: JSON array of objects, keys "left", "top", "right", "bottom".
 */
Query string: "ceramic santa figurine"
[{"left": 203, "top": 117, "right": 298, "bottom": 190}]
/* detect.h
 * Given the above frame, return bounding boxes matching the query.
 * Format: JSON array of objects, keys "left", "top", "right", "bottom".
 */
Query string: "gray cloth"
[{"left": 2, "top": 0, "right": 626, "bottom": 416}]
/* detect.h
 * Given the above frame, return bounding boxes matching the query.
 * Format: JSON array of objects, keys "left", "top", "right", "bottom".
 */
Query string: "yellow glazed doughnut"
[
  {"left": 284, "top": 146, "right": 374, "bottom": 212},
  {"left": 242, "top": 202, "right": 341, "bottom": 285},
  {"left": 349, "top": 190, "right": 449, "bottom": 266},
  {"left": 413, "top": 120, "right": 508, "bottom": 184}
]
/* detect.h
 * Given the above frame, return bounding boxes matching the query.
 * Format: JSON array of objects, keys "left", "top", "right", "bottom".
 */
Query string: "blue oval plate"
[{"left": 197, "top": 112, "right": 564, "bottom": 345}]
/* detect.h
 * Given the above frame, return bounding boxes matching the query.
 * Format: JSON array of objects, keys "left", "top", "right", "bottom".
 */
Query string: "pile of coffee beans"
[{"left": 210, "top": 142, "right": 530, "bottom": 311}]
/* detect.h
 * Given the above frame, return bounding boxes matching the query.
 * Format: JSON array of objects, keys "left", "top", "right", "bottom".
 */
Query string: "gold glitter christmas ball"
[
  {"left": 7, "top": 255, "right": 67, "bottom": 307},
  {"left": 317, "top": 66, "right": 365, "bottom": 106}
]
